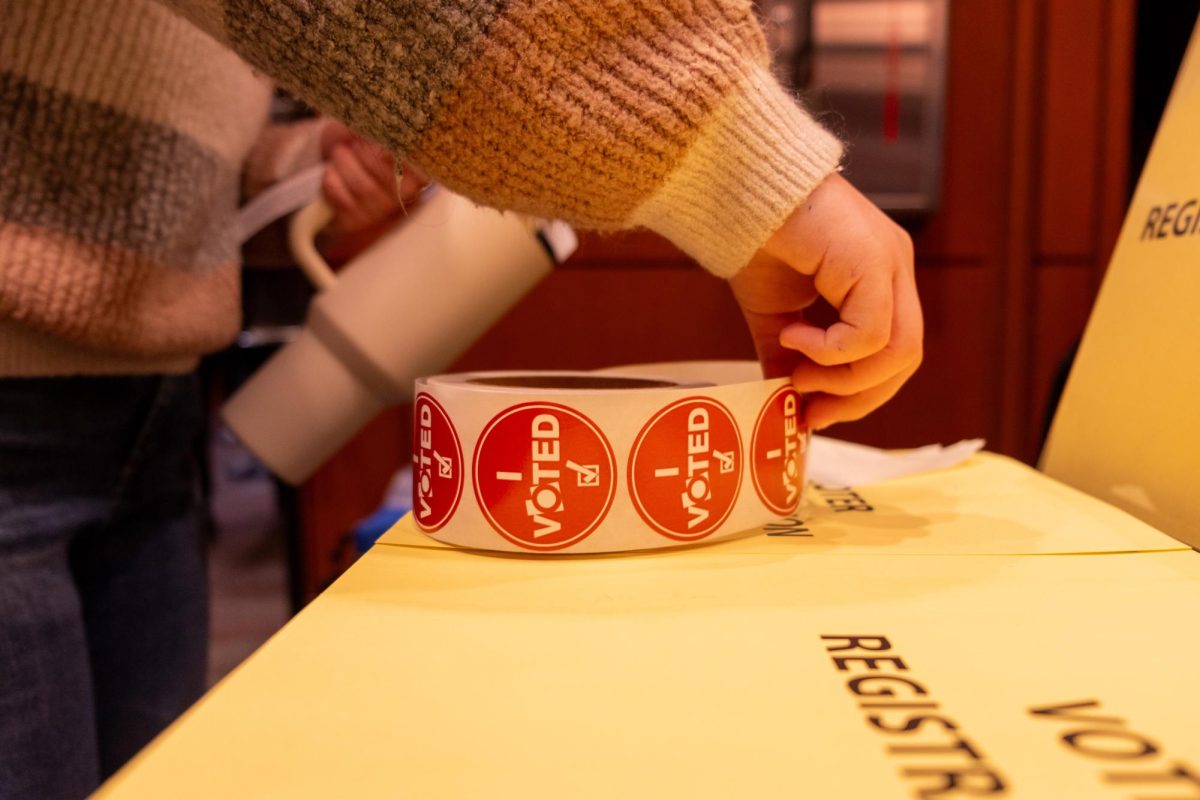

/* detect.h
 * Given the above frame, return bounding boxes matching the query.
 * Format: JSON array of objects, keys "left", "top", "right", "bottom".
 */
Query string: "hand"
[
  {"left": 729, "top": 173, "right": 923, "bottom": 430},
  {"left": 319, "top": 122, "right": 425, "bottom": 237}
]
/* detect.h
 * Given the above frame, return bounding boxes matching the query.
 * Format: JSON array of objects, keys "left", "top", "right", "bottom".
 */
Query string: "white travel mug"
[{"left": 222, "top": 188, "right": 577, "bottom": 484}]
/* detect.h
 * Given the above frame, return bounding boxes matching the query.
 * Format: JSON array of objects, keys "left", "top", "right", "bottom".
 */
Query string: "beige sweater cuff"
[{"left": 629, "top": 65, "right": 843, "bottom": 279}]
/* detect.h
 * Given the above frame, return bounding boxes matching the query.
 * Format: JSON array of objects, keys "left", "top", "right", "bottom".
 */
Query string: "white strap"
[{"left": 232, "top": 164, "right": 325, "bottom": 246}]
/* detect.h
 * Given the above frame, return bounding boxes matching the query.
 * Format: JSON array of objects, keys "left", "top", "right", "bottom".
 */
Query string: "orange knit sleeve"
[{"left": 164, "top": 0, "right": 842, "bottom": 277}]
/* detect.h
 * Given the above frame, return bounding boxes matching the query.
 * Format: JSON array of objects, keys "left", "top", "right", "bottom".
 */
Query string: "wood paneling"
[
  {"left": 1031, "top": 263, "right": 1096, "bottom": 435},
  {"left": 914, "top": 0, "right": 1014, "bottom": 261},
  {"left": 840, "top": 0, "right": 1134, "bottom": 461},
  {"left": 296, "top": 408, "right": 406, "bottom": 599},
  {"left": 1037, "top": 0, "right": 1106, "bottom": 260},
  {"left": 449, "top": 265, "right": 754, "bottom": 370}
]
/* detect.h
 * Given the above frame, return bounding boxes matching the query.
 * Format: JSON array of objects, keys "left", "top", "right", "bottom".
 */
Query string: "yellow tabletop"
[{"left": 98, "top": 454, "right": 1200, "bottom": 799}]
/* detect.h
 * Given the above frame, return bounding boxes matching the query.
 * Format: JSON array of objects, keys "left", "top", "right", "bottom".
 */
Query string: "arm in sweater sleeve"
[{"left": 161, "top": 0, "right": 842, "bottom": 278}]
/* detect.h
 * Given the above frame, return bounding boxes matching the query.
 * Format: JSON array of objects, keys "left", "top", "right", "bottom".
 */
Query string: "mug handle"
[{"left": 288, "top": 197, "right": 339, "bottom": 291}]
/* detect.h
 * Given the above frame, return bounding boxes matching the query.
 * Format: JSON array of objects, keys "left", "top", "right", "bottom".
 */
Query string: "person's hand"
[
  {"left": 319, "top": 122, "right": 425, "bottom": 237},
  {"left": 729, "top": 173, "right": 923, "bottom": 430}
]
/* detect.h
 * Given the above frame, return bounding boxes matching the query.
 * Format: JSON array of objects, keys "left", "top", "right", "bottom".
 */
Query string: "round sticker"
[
  {"left": 750, "top": 386, "right": 807, "bottom": 515},
  {"left": 473, "top": 402, "right": 616, "bottom": 551},
  {"left": 412, "top": 393, "right": 464, "bottom": 532},
  {"left": 628, "top": 397, "right": 743, "bottom": 541}
]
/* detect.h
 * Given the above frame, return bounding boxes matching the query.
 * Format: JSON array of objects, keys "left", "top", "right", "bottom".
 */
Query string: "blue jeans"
[{"left": 0, "top": 374, "right": 209, "bottom": 799}]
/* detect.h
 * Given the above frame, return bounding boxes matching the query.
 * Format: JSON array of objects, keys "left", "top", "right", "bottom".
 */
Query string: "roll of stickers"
[{"left": 412, "top": 362, "right": 808, "bottom": 554}]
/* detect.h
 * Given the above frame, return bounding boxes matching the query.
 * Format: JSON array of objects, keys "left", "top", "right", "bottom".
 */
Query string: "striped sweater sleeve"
[{"left": 164, "top": 0, "right": 843, "bottom": 278}]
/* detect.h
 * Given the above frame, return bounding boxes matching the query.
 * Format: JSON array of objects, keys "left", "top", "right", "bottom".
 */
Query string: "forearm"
[{"left": 163, "top": 0, "right": 842, "bottom": 275}]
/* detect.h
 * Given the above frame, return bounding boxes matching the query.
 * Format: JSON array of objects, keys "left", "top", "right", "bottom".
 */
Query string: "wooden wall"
[
  {"left": 840, "top": 0, "right": 1133, "bottom": 461},
  {"left": 294, "top": 0, "right": 1137, "bottom": 600}
]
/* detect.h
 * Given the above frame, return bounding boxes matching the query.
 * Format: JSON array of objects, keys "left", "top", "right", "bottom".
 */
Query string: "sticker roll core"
[{"left": 412, "top": 362, "right": 809, "bottom": 554}]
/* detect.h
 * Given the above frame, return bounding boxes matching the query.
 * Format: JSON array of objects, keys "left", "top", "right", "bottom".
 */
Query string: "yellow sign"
[
  {"left": 1042, "top": 23, "right": 1200, "bottom": 547},
  {"left": 100, "top": 520, "right": 1200, "bottom": 799}
]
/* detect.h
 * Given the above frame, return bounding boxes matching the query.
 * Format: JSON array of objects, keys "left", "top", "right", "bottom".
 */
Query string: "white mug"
[{"left": 222, "top": 189, "right": 576, "bottom": 484}]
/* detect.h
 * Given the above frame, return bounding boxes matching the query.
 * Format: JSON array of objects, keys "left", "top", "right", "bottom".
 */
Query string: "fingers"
[
  {"left": 320, "top": 166, "right": 360, "bottom": 223},
  {"left": 779, "top": 260, "right": 893, "bottom": 365},
  {"left": 322, "top": 139, "right": 405, "bottom": 235},
  {"left": 321, "top": 121, "right": 399, "bottom": 198},
  {"left": 791, "top": 268, "right": 923, "bottom": 396},
  {"left": 792, "top": 348, "right": 901, "bottom": 397},
  {"left": 738, "top": 173, "right": 923, "bottom": 428},
  {"left": 331, "top": 145, "right": 397, "bottom": 216},
  {"left": 319, "top": 120, "right": 354, "bottom": 159},
  {"left": 728, "top": 251, "right": 822, "bottom": 379},
  {"left": 740, "top": 308, "right": 804, "bottom": 380},
  {"left": 803, "top": 363, "right": 918, "bottom": 430},
  {"left": 349, "top": 139, "right": 399, "bottom": 190},
  {"left": 796, "top": 266, "right": 923, "bottom": 428}
]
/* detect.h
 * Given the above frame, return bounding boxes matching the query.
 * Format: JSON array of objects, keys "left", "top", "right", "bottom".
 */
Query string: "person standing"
[{"left": 0, "top": 1, "right": 921, "bottom": 797}]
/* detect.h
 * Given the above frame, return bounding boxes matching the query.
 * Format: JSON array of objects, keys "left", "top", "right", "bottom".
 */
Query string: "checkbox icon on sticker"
[{"left": 569, "top": 461, "right": 601, "bottom": 487}]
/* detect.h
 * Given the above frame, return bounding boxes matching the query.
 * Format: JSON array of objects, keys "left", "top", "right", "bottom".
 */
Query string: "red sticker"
[
  {"left": 628, "top": 397, "right": 742, "bottom": 541},
  {"left": 473, "top": 402, "right": 616, "bottom": 551},
  {"left": 750, "top": 387, "right": 807, "bottom": 515},
  {"left": 412, "top": 394, "right": 464, "bottom": 532}
]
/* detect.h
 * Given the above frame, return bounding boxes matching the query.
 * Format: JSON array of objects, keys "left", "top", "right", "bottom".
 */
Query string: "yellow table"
[{"left": 97, "top": 454, "right": 1200, "bottom": 799}]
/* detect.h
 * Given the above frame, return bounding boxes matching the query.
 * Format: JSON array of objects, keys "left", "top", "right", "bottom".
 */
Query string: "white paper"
[{"left": 807, "top": 435, "right": 985, "bottom": 487}]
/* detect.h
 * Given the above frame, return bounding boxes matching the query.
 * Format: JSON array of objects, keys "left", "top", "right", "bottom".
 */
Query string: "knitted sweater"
[{"left": 0, "top": 0, "right": 843, "bottom": 377}]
